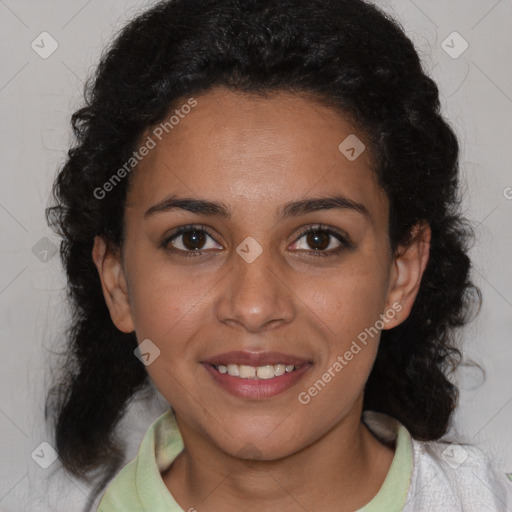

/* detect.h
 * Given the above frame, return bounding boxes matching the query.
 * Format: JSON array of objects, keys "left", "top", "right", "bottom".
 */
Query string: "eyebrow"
[{"left": 144, "top": 194, "right": 371, "bottom": 222}]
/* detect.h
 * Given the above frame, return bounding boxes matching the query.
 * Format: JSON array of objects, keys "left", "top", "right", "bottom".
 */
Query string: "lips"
[
  {"left": 201, "top": 350, "right": 313, "bottom": 399},
  {"left": 202, "top": 350, "right": 311, "bottom": 367},
  {"left": 202, "top": 361, "right": 312, "bottom": 399}
]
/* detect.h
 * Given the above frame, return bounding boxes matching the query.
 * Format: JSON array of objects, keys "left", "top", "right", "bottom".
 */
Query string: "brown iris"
[
  {"left": 306, "top": 230, "right": 330, "bottom": 250},
  {"left": 182, "top": 230, "right": 207, "bottom": 250}
]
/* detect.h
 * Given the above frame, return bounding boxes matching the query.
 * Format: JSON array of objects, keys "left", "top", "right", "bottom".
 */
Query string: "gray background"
[{"left": 0, "top": 0, "right": 511, "bottom": 510}]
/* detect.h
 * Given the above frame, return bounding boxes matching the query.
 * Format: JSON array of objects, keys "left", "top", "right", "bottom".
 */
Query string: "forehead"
[{"left": 126, "top": 86, "right": 387, "bottom": 223}]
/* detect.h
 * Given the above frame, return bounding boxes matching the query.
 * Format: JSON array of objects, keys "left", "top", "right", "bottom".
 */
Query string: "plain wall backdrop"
[{"left": 0, "top": 0, "right": 511, "bottom": 510}]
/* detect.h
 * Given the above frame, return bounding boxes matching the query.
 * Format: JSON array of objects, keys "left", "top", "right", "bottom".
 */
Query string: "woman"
[{"left": 45, "top": 0, "right": 511, "bottom": 510}]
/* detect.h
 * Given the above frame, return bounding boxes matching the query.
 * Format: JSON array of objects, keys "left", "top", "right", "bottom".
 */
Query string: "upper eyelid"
[
  {"left": 294, "top": 224, "right": 350, "bottom": 243},
  {"left": 165, "top": 225, "right": 220, "bottom": 246}
]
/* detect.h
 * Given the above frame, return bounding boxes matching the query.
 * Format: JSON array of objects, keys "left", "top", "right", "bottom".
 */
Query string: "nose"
[{"left": 214, "top": 243, "right": 296, "bottom": 333}]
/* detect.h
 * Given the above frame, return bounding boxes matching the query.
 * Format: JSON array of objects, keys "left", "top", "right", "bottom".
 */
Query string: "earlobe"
[
  {"left": 92, "top": 235, "right": 135, "bottom": 333},
  {"left": 383, "top": 222, "right": 431, "bottom": 329}
]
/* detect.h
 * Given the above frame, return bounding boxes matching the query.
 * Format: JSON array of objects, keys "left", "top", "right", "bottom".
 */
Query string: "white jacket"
[{"left": 363, "top": 411, "right": 512, "bottom": 511}]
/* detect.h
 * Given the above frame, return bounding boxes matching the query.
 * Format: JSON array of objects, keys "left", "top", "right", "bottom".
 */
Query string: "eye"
[
  {"left": 162, "top": 225, "right": 223, "bottom": 256},
  {"left": 162, "top": 223, "right": 352, "bottom": 258},
  {"left": 290, "top": 225, "right": 352, "bottom": 256}
]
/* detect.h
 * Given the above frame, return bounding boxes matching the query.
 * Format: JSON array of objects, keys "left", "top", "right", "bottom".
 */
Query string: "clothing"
[{"left": 97, "top": 409, "right": 511, "bottom": 511}]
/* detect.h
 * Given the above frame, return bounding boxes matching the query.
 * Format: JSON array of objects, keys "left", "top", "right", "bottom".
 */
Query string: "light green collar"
[
  {"left": 98, "top": 409, "right": 413, "bottom": 512},
  {"left": 358, "top": 410, "right": 414, "bottom": 511}
]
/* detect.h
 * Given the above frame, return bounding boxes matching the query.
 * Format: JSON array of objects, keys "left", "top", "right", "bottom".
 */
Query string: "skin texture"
[{"left": 92, "top": 86, "right": 431, "bottom": 511}]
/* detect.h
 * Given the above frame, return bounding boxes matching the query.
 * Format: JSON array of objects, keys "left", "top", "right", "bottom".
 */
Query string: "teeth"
[
  {"left": 256, "top": 365, "right": 274, "bottom": 379},
  {"left": 227, "top": 364, "right": 239, "bottom": 376},
  {"left": 215, "top": 363, "right": 299, "bottom": 379},
  {"left": 274, "top": 364, "right": 286, "bottom": 376},
  {"left": 239, "top": 365, "right": 256, "bottom": 378}
]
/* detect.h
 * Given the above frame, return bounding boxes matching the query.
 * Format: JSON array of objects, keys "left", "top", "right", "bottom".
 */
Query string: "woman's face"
[{"left": 94, "top": 86, "right": 428, "bottom": 460}]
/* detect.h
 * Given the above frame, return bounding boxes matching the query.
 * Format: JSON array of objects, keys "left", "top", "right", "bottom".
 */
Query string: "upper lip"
[{"left": 202, "top": 351, "right": 311, "bottom": 367}]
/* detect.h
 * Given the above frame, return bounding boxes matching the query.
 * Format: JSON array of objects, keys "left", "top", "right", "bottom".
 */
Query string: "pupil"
[
  {"left": 183, "top": 230, "right": 205, "bottom": 250},
  {"left": 307, "top": 231, "right": 329, "bottom": 250}
]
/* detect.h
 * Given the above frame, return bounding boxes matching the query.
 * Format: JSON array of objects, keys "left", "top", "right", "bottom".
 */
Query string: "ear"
[
  {"left": 383, "top": 221, "right": 431, "bottom": 329},
  {"left": 92, "top": 235, "right": 135, "bottom": 333}
]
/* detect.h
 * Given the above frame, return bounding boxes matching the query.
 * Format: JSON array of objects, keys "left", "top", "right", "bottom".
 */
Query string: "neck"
[{"left": 162, "top": 406, "right": 395, "bottom": 512}]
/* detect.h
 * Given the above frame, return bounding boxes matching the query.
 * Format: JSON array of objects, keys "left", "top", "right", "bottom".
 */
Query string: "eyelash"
[{"left": 161, "top": 224, "right": 352, "bottom": 258}]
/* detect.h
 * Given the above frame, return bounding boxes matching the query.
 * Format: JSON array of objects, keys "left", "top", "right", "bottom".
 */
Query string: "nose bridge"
[{"left": 216, "top": 240, "right": 295, "bottom": 332}]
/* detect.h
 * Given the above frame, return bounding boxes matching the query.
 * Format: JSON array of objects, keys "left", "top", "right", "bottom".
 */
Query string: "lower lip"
[{"left": 201, "top": 363, "right": 312, "bottom": 399}]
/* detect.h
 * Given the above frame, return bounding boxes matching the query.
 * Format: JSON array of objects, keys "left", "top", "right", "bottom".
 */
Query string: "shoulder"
[
  {"left": 96, "top": 408, "right": 183, "bottom": 512},
  {"left": 404, "top": 437, "right": 512, "bottom": 511},
  {"left": 362, "top": 410, "right": 512, "bottom": 512},
  {"left": 97, "top": 459, "right": 142, "bottom": 512}
]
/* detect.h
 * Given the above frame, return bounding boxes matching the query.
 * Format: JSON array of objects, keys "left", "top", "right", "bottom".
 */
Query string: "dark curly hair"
[{"left": 45, "top": 0, "right": 481, "bottom": 510}]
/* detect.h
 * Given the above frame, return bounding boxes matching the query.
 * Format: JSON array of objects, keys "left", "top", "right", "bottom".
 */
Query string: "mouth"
[{"left": 201, "top": 351, "right": 312, "bottom": 399}]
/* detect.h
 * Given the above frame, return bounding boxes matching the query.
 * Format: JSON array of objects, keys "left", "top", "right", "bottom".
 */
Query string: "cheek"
[
  {"left": 291, "top": 256, "right": 389, "bottom": 404},
  {"left": 126, "top": 266, "right": 212, "bottom": 404},
  {"left": 298, "top": 260, "right": 389, "bottom": 340},
  {"left": 295, "top": 274, "right": 385, "bottom": 416},
  {"left": 126, "top": 253, "right": 213, "bottom": 354}
]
